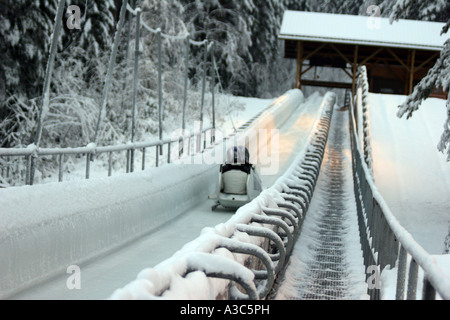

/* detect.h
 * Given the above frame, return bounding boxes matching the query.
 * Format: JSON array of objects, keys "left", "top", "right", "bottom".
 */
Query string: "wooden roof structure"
[{"left": 279, "top": 11, "right": 447, "bottom": 98}]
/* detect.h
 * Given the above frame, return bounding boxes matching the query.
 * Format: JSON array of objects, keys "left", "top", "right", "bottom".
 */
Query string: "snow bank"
[
  {"left": 0, "top": 89, "right": 305, "bottom": 299},
  {"left": 0, "top": 163, "right": 217, "bottom": 299}
]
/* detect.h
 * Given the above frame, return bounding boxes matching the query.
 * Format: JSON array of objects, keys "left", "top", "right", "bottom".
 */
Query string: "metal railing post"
[
  {"left": 142, "top": 147, "right": 146, "bottom": 170},
  {"left": 58, "top": 154, "right": 64, "bottom": 182},
  {"left": 130, "top": 8, "right": 142, "bottom": 173},
  {"left": 407, "top": 259, "right": 419, "bottom": 300},
  {"left": 29, "top": 0, "right": 66, "bottom": 185},
  {"left": 85, "top": 153, "right": 91, "bottom": 179},
  {"left": 93, "top": 0, "right": 129, "bottom": 145},
  {"left": 182, "top": 35, "right": 189, "bottom": 131},
  {"left": 396, "top": 245, "right": 407, "bottom": 300},
  {"left": 198, "top": 41, "right": 208, "bottom": 152},
  {"left": 422, "top": 278, "right": 436, "bottom": 300},
  {"left": 119, "top": 0, "right": 135, "bottom": 113},
  {"left": 157, "top": 29, "right": 163, "bottom": 157},
  {"left": 210, "top": 41, "right": 216, "bottom": 143},
  {"left": 108, "top": 152, "right": 113, "bottom": 176}
]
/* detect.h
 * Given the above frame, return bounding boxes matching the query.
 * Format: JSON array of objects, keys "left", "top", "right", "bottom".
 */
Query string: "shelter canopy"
[
  {"left": 279, "top": 10, "right": 446, "bottom": 51},
  {"left": 279, "top": 10, "right": 447, "bottom": 97}
]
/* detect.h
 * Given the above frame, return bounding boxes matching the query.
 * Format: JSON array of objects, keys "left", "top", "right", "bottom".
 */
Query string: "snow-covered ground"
[
  {"left": 367, "top": 93, "right": 450, "bottom": 255},
  {"left": 2, "top": 90, "right": 324, "bottom": 299}
]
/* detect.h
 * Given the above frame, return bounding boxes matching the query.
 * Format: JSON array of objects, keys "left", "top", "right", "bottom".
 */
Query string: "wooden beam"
[
  {"left": 357, "top": 47, "right": 384, "bottom": 68},
  {"left": 409, "top": 49, "right": 416, "bottom": 94},
  {"left": 387, "top": 48, "right": 409, "bottom": 71},
  {"left": 302, "top": 79, "right": 352, "bottom": 89},
  {"left": 381, "top": 58, "right": 405, "bottom": 81},
  {"left": 329, "top": 43, "right": 353, "bottom": 65},
  {"left": 352, "top": 45, "right": 359, "bottom": 96},
  {"left": 366, "top": 58, "right": 382, "bottom": 72},
  {"left": 303, "top": 43, "right": 327, "bottom": 62},
  {"left": 341, "top": 67, "right": 353, "bottom": 79},
  {"left": 404, "top": 50, "right": 411, "bottom": 95},
  {"left": 415, "top": 52, "right": 439, "bottom": 73},
  {"left": 301, "top": 65, "right": 314, "bottom": 75},
  {"left": 296, "top": 41, "right": 303, "bottom": 89}
]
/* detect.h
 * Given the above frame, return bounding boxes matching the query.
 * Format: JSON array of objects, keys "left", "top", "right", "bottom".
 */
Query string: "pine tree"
[
  {"left": 386, "top": 0, "right": 450, "bottom": 160},
  {"left": 74, "top": 0, "right": 116, "bottom": 57},
  {"left": 0, "top": 0, "right": 58, "bottom": 100},
  {"left": 283, "top": 0, "right": 313, "bottom": 11},
  {"left": 179, "top": 0, "right": 254, "bottom": 95}
]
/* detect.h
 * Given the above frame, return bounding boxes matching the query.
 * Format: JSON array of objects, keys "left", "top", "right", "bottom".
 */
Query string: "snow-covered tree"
[
  {"left": 179, "top": 0, "right": 254, "bottom": 95},
  {"left": 0, "top": 0, "right": 118, "bottom": 147},
  {"left": 385, "top": 0, "right": 450, "bottom": 161},
  {"left": 0, "top": 0, "right": 58, "bottom": 99},
  {"left": 70, "top": 0, "right": 116, "bottom": 57},
  {"left": 283, "top": 0, "right": 309, "bottom": 11}
]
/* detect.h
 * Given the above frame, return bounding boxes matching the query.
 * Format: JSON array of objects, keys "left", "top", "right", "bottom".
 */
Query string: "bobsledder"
[{"left": 209, "top": 146, "right": 263, "bottom": 210}]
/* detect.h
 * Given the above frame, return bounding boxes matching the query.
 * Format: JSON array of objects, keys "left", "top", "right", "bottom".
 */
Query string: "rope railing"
[
  {"left": 0, "top": 0, "right": 220, "bottom": 186},
  {"left": 349, "top": 75, "right": 450, "bottom": 300},
  {"left": 109, "top": 92, "right": 336, "bottom": 300},
  {"left": 354, "top": 66, "right": 373, "bottom": 174}
]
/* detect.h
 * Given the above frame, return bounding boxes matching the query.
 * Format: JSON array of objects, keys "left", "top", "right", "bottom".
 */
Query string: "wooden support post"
[
  {"left": 296, "top": 41, "right": 303, "bottom": 89},
  {"left": 404, "top": 51, "right": 411, "bottom": 95},
  {"left": 409, "top": 49, "right": 416, "bottom": 95},
  {"left": 352, "top": 45, "right": 359, "bottom": 97}
]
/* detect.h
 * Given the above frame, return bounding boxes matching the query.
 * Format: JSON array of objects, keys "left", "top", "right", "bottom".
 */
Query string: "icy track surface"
[
  {"left": 275, "top": 107, "right": 369, "bottom": 300},
  {"left": 7, "top": 92, "right": 324, "bottom": 300}
]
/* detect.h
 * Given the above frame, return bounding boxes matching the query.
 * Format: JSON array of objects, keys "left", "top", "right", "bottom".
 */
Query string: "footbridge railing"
[
  {"left": 0, "top": 126, "right": 215, "bottom": 185},
  {"left": 110, "top": 93, "right": 336, "bottom": 300},
  {"left": 350, "top": 68, "right": 450, "bottom": 300}
]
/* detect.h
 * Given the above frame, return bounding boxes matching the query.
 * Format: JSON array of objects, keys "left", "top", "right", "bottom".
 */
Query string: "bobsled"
[{"left": 209, "top": 146, "right": 263, "bottom": 210}]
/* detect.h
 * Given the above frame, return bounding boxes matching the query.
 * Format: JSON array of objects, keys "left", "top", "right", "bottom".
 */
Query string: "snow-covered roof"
[{"left": 279, "top": 11, "right": 447, "bottom": 51}]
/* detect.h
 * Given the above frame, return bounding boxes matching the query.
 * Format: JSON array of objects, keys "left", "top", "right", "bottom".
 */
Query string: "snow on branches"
[{"left": 387, "top": 0, "right": 450, "bottom": 160}]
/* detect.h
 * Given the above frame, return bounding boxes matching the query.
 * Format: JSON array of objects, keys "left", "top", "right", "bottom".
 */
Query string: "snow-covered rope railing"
[
  {"left": 109, "top": 92, "right": 336, "bottom": 300},
  {"left": 354, "top": 66, "right": 373, "bottom": 174},
  {"left": 348, "top": 91, "right": 450, "bottom": 300},
  {"left": 126, "top": 3, "right": 208, "bottom": 46}
]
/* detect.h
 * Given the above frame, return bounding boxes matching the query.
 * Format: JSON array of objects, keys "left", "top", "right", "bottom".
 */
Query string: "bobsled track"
[{"left": 2, "top": 69, "right": 450, "bottom": 301}]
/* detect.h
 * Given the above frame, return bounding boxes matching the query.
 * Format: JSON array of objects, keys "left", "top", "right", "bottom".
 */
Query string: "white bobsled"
[{"left": 209, "top": 146, "right": 263, "bottom": 210}]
